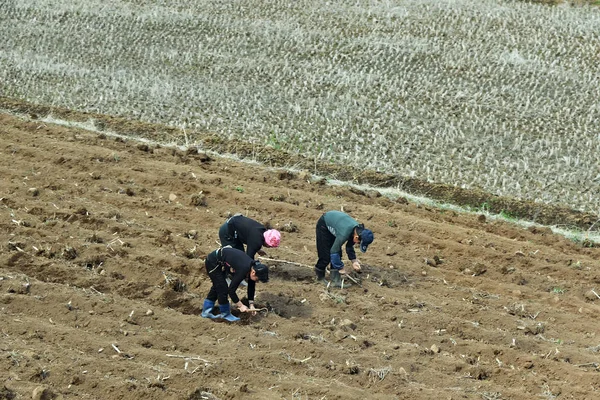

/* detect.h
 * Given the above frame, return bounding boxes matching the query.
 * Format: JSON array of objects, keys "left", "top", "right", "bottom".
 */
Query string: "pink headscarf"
[{"left": 263, "top": 229, "right": 281, "bottom": 247}]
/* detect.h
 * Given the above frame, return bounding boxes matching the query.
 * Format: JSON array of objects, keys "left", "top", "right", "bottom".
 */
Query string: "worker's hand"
[
  {"left": 249, "top": 303, "right": 257, "bottom": 316},
  {"left": 352, "top": 260, "right": 361, "bottom": 272},
  {"left": 237, "top": 302, "right": 249, "bottom": 313}
]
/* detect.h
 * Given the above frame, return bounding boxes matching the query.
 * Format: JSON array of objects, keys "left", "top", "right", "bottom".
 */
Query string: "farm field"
[
  {"left": 2, "top": 0, "right": 600, "bottom": 214},
  {"left": 2, "top": 112, "right": 600, "bottom": 399},
  {"left": 3, "top": 0, "right": 600, "bottom": 398}
]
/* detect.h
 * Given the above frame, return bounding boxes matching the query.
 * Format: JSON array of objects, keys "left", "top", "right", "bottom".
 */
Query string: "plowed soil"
[{"left": 2, "top": 112, "right": 600, "bottom": 400}]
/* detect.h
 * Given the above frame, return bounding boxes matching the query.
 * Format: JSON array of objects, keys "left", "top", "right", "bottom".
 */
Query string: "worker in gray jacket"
[{"left": 314, "top": 210, "right": 374, "bottom": 287}]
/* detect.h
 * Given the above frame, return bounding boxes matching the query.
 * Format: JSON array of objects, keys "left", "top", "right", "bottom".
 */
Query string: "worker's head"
[
  {"left": 355, "top": 226, "right": 374, "bottom": 253},
  {"left": 263, "top": 229, "right": 281, "bottom": 248},
  {"left": 250, "top": 262, "right": 269, "bottom": 283}
]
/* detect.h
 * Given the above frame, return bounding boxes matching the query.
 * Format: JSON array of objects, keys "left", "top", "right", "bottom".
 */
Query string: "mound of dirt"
[{"left": 2, "top": 112, "right": 600, "bottom": 399}]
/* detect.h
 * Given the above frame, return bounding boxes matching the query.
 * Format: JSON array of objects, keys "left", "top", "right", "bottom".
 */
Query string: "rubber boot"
[
  {"left": 315, "top": 268, "right": 327, "bottom": 285},
  {"left": 330, "top": 270, "right": 352, "bottom": 288},
  {"left": 201, "top": 299, "right": 219, "bottom": 319},
  {"left": 218, "top": 303, "right": 240, "bottom": 322}
]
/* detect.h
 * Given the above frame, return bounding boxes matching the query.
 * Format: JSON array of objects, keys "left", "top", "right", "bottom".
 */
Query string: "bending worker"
[
  {"left": 315, "top": 210, "right": 374, "bottom": 288},
  {"left": 201, "top": 246, "right": 269, "bottom": 322},
  {"left": 219, "top": 213, "right": 281, "bottom": 259}
]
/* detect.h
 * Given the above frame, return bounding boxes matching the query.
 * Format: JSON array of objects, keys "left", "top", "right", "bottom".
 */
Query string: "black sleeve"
[
  {"left": 245, "top": 229, "right": 264, "bottom": 259},
  {"left": 247, "top": 278, "right": 256, "bottom": 302},
  {"left": 223, "top": 247, "right": 253, "bottom": 304},
  {"left": 228, "top": 268, "right": 246, "bottom": 304}
]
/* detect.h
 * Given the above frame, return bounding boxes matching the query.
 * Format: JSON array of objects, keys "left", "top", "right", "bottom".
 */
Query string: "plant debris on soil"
[{"left": 2, "top": 112, "right": 600, "bottom": 399}]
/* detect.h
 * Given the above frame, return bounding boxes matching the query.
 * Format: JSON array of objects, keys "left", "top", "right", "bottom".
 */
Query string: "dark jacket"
[
  {"left": 227, "top": 215, "right": 267, "bottom": 259},
  {"left": 220, "top": 247, "right": 256, "bottom": 304}
]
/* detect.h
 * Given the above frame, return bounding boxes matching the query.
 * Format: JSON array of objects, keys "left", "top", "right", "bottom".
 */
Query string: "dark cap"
[
  {"left": 359, "top": 229, "right": 374, "bottom": 253},
  {"left": 253, "top": 262, "right": 269, "bottom": 283}
]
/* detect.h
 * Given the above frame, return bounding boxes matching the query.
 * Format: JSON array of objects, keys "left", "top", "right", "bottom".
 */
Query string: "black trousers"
[
  {"left": 205, "top": 250, "right": 229, "bottom": 305},
  {"left": 315, "top": 214, "right": 336, "bottom": 272},
  {"left": 218, "top": 221, "right": 244, "bottom": 252}
]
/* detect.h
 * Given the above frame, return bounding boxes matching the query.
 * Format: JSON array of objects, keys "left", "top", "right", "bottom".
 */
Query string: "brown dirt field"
[{"left": 2, "top": 111, "right": 600, "bottom": 400}]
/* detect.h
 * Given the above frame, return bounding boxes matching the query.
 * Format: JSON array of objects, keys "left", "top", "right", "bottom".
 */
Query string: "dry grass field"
[{"left": 2, "top": 111, "right": 600, "bottom": 399}]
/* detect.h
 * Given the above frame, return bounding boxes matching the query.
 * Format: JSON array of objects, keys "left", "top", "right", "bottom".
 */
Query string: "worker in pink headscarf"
[{"left": 218, "top": 213, "right": 281, "bottom": 259}]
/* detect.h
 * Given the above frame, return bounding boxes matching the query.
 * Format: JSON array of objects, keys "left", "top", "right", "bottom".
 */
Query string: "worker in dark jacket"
[
  {"left": 315, "top": 210, "right": 374, "bottom": 287},
  {"left": 218, "top": 214, "right": 281, "bottom": 259},
  {"left": 201, "top": 246, "right": 269, "bottom": 322}
]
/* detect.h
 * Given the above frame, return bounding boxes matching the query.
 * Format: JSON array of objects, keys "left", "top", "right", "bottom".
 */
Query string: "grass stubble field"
[
  {"left": 1, "top": 0, "right": 600, "bottom": 217},
  {"left": 2, "top": 1, "right": 600, "bottom": 399}
]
